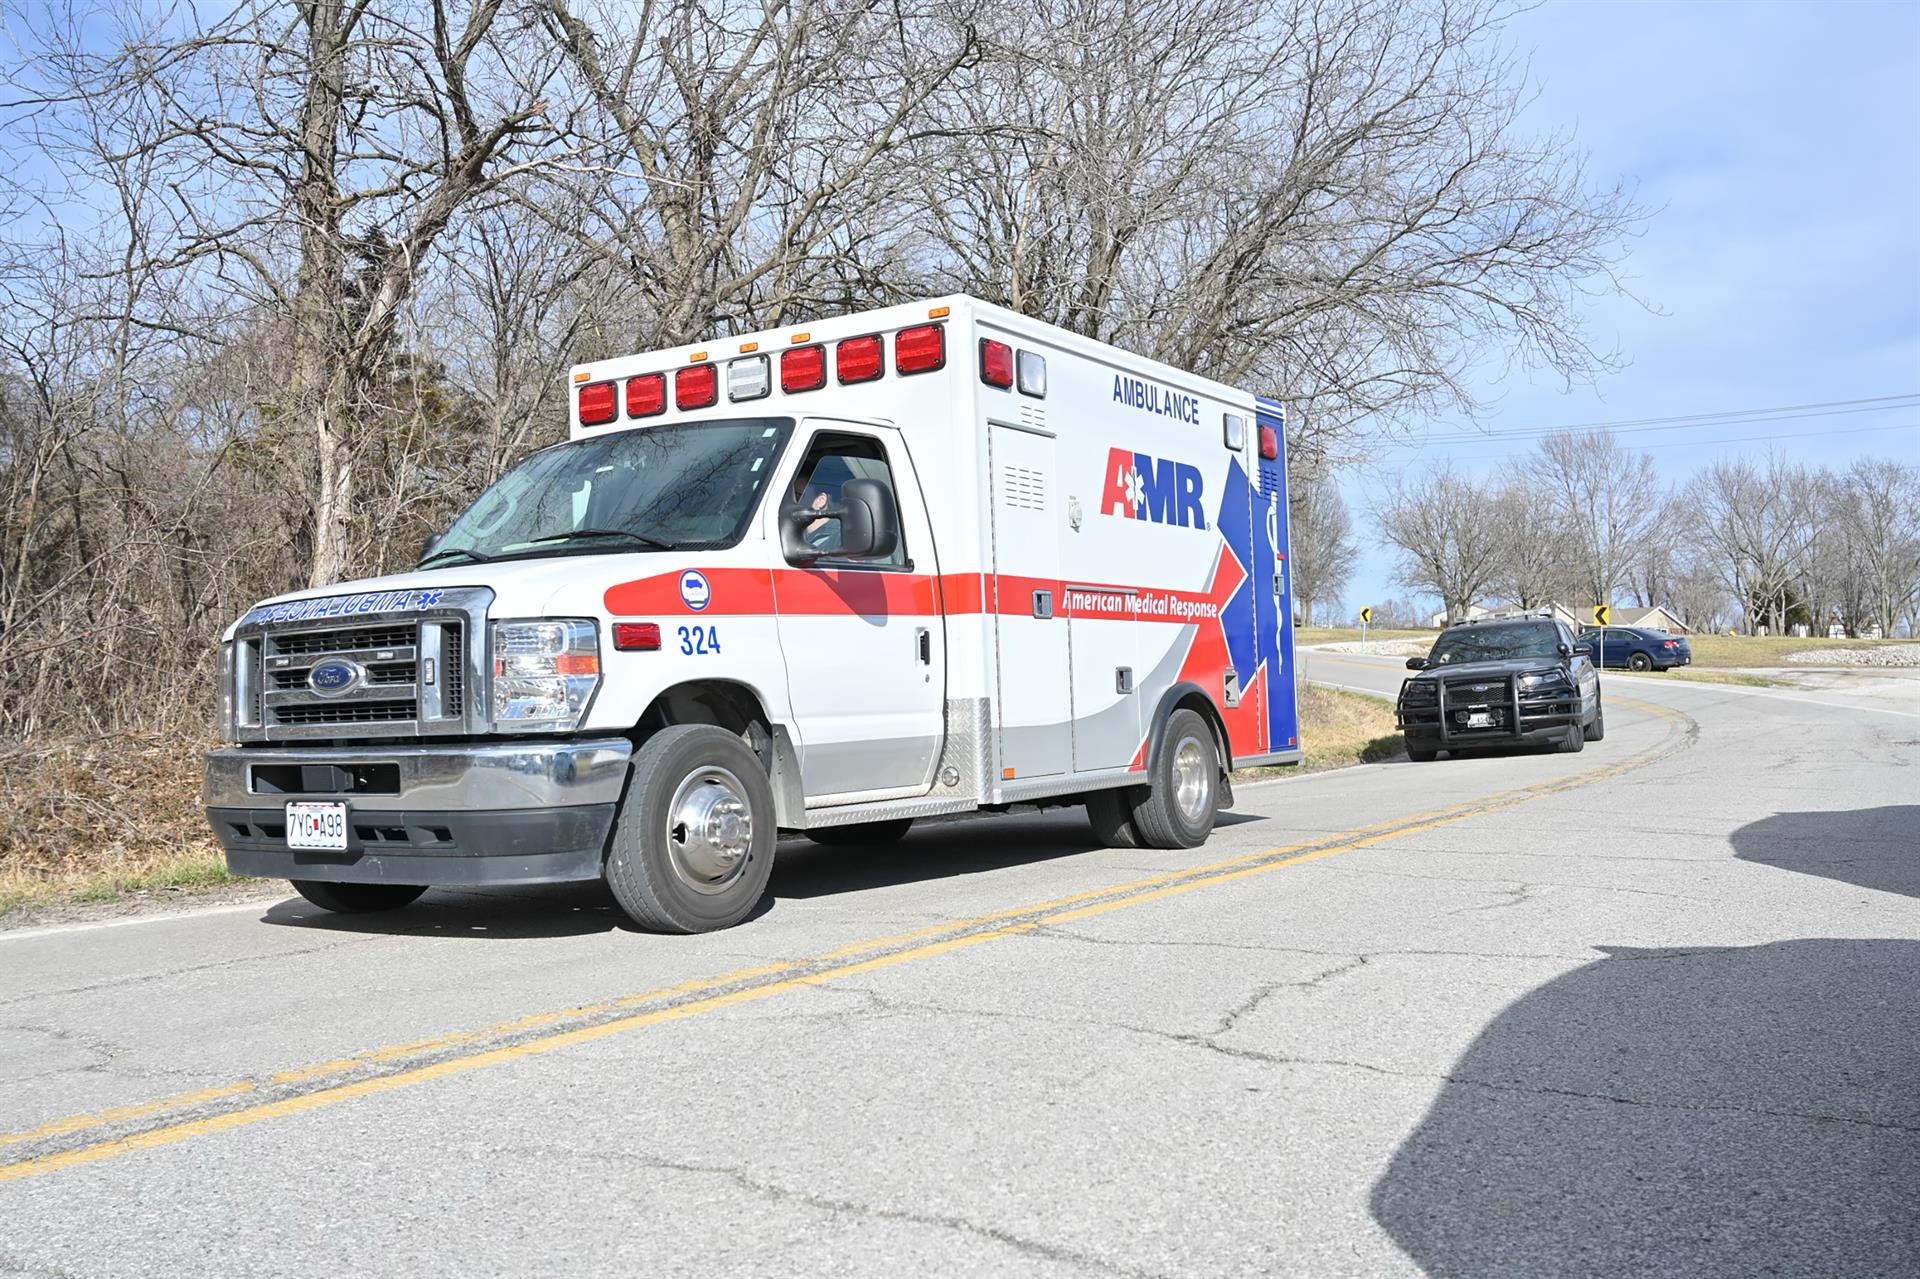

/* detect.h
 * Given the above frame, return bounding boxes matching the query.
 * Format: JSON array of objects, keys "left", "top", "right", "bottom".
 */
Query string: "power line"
[
  {"left": 1400, "top": 393, "right": 1920, "bottom": 447},
  {"left": 1428, "top": 420, "right": 1920, "bottom": 459}
]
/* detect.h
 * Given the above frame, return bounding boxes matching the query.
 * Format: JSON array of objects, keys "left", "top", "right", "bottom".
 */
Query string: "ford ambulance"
[{"left": 203, "top": 297, "right": 1300, "bottom": 932}]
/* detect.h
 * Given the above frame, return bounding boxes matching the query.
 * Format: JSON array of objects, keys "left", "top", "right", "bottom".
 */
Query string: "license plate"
[
  {"left": 286, "top": 802, "right": 349, "bottom": 851},
  {"left": 1467, "top": 711, "right": 1493, "bottom": 728}
]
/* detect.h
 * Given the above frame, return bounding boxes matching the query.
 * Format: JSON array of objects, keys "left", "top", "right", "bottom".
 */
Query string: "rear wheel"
[
  {"left": 1628, "top": 652, "right": 1652, "bottom": 672},
  {"left": 292, "top": 881, "right": 427, "bottom": 914},
  {"left": 1128, "top": 709, "right": 1219, "bottom": 849},
  {"left": 804, "top": 819, "right": 914, "bottom": 846},
  {"left": 605, "top": 725, "right": 776, "bottom": 933},
  {"left": 1085, "top": 788, "right": 1144, "bottom": 847}
]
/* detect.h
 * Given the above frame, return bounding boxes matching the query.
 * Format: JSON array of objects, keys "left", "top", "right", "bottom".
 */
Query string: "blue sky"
[{"left": 1340, "top": 0, "right": 1920, "bottom": 620}]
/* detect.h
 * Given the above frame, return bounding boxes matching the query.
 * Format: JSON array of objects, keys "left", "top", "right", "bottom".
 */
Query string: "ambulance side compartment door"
[{"left": 989, "top": 423, "right": 1072, "bottom": 779}]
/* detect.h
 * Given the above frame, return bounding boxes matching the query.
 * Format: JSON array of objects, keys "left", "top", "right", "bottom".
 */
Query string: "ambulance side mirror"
[
  {"left": 420, "top": 530, "right": 445, "bottom": 561},
  {"left": 779, "top": 479, "right": 900, "bottom": 563},
  {"left": 835, "top": 478, "right": 900, "bottom": 560}
]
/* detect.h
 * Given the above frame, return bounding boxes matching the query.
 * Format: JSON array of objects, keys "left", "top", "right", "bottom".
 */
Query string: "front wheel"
[
  {"left": 1407, "top": 742, "right": 1439, "bottom": 762},
  {"left": 1584, "top": 700, "right": 1606, "bottom": 742},
  {"left": 605, "top": 725, "right": 776, "bottom": 933},
  {"left": 292, "top": 881, "right": 427, "bottom": 914},
  {"left": 1556, "top": 723, "right": 1586, "bottom": 754},
  {"left": 1128, "top": 709, "right": 1219, "bottom": 849}
]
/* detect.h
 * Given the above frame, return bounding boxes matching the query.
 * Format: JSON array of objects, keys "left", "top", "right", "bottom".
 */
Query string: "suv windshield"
[
  {"left": 424, "top": 418, "right": 793, "bottom": 565},
  {"left": 1427, "top": 622, "right": 1562, "bottom": 665}
]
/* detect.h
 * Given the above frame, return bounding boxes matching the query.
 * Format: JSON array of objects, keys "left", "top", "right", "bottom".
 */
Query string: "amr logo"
[{"left": 1099, "top": 448, "right": 1206, "bottom": 529}]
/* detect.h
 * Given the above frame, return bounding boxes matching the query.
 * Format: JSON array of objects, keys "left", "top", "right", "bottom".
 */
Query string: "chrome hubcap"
[
  {"left": 1172, "top": 735, "right": 1211, "bottom": 823},
  {"left": 665, "top": 766, "right": 753, "bottom": 895}
]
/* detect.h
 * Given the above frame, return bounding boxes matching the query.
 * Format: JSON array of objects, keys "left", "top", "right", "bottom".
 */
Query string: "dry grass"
[
  {"left": 1237, "top": 685, "right": 1402, "bottom": 781},
  {"left": 1682, "top": 633, "right": 1915, "bottom": 669},
  {"left": 1614, "top": 667, "right": 1786, "bottom": 689},
  {"left": 0, "top": 734, "right": 233, "bottom": 917}
]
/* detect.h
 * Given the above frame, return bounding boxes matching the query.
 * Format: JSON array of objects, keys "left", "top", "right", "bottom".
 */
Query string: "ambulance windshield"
[{"left": 423, "top": 418, "right": 794, "bottom": 566}]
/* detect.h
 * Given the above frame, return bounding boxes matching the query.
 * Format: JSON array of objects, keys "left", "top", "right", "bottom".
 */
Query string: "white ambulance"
[{"left": 204, "top": 296, "right": 1300, "bottom": 932}]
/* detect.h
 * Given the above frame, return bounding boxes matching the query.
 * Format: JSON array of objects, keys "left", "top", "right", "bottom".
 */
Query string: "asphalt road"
[{"left": 3, "top": 659, "right": 1917, "bottom": 1277}]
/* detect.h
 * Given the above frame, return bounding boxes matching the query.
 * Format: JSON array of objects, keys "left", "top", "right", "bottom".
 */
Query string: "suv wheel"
[
  {"left": 605, "top": 725, "right": 776, "bottom": 933},
  {"left": 1583, "top": 698, "right": 1606, "bottom": 743},
  {"left": 1407, "top": 743, "right": 1439, "bottom": 762},
  {"left": 1556, "top": 723, "right": 1586, "bottom": 754},
  {"left": 1128, "top": 709, "right": 1220, "bottom": 849}
]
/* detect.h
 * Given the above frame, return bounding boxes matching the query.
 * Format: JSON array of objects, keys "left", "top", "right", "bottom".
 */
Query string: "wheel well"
[
  {"left": 636, "top": 680, "right": 771, "bottom": 755},
  {"left": 1148, "top": 684, "right": 1233, "bottom": 775},
  {"left": 634, "top": 681, "right": 802, "bottom": 825}
]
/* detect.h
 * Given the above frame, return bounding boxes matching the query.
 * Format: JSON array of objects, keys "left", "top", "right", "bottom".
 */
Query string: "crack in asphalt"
[
  {"left": 0, "top": 935, "right": 380, "bottom": 1009},
  {"left": 494, "top": 1145, "right": 1165, "bottom": 1278}
]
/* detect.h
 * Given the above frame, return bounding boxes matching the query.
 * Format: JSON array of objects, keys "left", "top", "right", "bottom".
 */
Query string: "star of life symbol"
[{"left": 1120, "top": 462, "right": 1146, "bottom": 513}]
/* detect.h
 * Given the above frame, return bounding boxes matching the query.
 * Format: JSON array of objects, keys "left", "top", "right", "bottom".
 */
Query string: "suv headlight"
[
  {"left": 1519, "top": 670, "right": 1572, "bottom": 692},
  {"left": 491, "top": 620, "right": 600, "bottom": 731}
]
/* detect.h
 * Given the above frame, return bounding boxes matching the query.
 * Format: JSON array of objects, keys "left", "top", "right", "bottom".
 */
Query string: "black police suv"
[{"left": 1395, "top": 618, "right": 1603, "bottom": 761}]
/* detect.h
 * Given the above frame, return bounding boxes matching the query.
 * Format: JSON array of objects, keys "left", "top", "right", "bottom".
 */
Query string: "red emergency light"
[
  {"left": 577, "top": 381, "right": 617, "bottom": 426},
  {"left": 1259, "top": 425, "right": 1279, "bottom": 461},
  {"left": 612, "top": 622, "right": 661, "bottom": 651},
  {"left": 675, "top": 364, "right": 718, "bottom": 410},
  {"left": 979, "top": 338, "right": 1013, "bottom": 389},
  {"left": 895, "top": 323, "right": 945, "bottom": 374},
  {"left": 781, "top": 344, "right": 827, "bottom": 393},
  {"left": 625, "top": 373, "right": 666, "bottom": 418},
  {"left": 836, "top": 334, "right": 884, "bottom": 384}
]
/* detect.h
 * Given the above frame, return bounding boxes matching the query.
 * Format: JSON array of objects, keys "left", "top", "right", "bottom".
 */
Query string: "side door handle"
[{"left": 915, "top": 627, "right": 931, "bottom": 664}]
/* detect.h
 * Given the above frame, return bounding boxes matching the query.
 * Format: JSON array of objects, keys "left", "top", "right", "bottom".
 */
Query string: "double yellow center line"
[{"left": 0, "top": 695, "right": 1689, "bottom": 1184}]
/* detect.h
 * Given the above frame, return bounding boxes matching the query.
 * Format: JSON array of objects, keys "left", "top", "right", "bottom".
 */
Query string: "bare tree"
[
  {"left": 1491, "top": 462, "right": 1575, "bottom": 608},
  {"left": 1288, "top": 469, "right": 1358, "bottom": 627},
  {"left": 1526, "top": 428, "right": 1664, "bottom": 608},
  {"left": 1837, "top": 458, "right": 1920, "bottom": 638},
  {"left": 1687, "top": 453, "right": 1820, "bottom": 634},
  {"left": 916, "top": 0, "right": 1645, "bottom": 461},
  {"left": 1372, "top": 463, "right": 1507, "bottom": 623}
]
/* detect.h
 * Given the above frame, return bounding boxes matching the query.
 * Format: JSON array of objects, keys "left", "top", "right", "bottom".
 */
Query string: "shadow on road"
[
  {"left": 1372, "top": 939, "right": 1920, "bottom": 1278},
  {"left": 1731, "top": 805, "right": 1919, "bottom": 898},
  {"left": 261, "top": 806, "right": 1271, "bottom": 931},
  {"left": 260, "top": 880, "right": 643, "bottom": 939}
]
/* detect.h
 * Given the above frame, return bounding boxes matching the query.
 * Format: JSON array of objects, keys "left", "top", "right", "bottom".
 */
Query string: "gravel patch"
[{"left": 1784, "top": 643, "right": 1920, "bottom": 667}]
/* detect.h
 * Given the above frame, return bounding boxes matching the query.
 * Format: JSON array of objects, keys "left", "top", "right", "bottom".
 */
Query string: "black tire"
[
  {"left": 1628, "top": 652, "right": 1652, "bottom": 672},
  {"left": 605, "top": 725, "right": 777, "bottom": 933},
  {"left": 1085, "top": 788, "right": 1145, "bottom": 847},
  {"left": 1556, "top": 723, "right": 1586, "bottom": 753},
  {"left": 1583, "top": 699, "right": 1606, "bottom": 742},
  {"left": 804, "top": 819, "right": 914, "bottom": 846},
  {"left": 1128, "top": 708, "right": 1219, "bottom": 849},
  {"left": 1407, "top": 742, "right": 1439, "bottom": 762},
  {"left": 292, "top": 881, "right": 427, "bottom": 914}
]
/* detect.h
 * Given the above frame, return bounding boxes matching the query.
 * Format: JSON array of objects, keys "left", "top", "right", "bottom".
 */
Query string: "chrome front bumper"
[{"left": 204, "top": 738, "right": 634, "bottom": 812}]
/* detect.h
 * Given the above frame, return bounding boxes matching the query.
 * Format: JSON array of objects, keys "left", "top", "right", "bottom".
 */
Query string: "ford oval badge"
[{"left": 308, "top": 659, "right": 364, "bottom": 697}]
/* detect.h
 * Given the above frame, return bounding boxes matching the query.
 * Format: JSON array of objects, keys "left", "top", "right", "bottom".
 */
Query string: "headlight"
[
  {"left": 1519, "top": 671, "right": 1571, "bottom": 692},
  {"left": 1401, "top": 680, "right": 1437, "bottom": 704},
  {"left": 491, "top": 620, "right": 600, "bottom": 731}
]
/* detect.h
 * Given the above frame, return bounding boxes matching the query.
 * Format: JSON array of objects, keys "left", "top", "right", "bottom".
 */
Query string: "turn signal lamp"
[
  {"left": 625, "top": 373, "right": 666, "bottom": 418},
  {"left": 675, "top": 363, "right": 719, "bottom": 410},
  {"left": 577, "top": 381, "right": 617, "bottom": 426},
  {"left": 896, "top": 323, "right": 945, "bottom": 374},
  {"left": 782, "top": 344, "right": 827, "bottom": 392},
  {"left": 837, "top": 334, "right": 884, "bottom": 384}
]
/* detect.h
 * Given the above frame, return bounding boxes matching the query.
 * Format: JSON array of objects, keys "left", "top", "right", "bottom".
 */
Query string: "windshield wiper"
[
  {"left": 525, "top": 527, "right": 677, "bottom": 552},
  {"left": 418, "top": 546, "right": 495, "bottom": 568}
]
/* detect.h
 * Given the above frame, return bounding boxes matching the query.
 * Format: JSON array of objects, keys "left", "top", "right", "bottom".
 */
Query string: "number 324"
[{"left": 677, "top": 625, "right": 721, "bottom": 655}]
